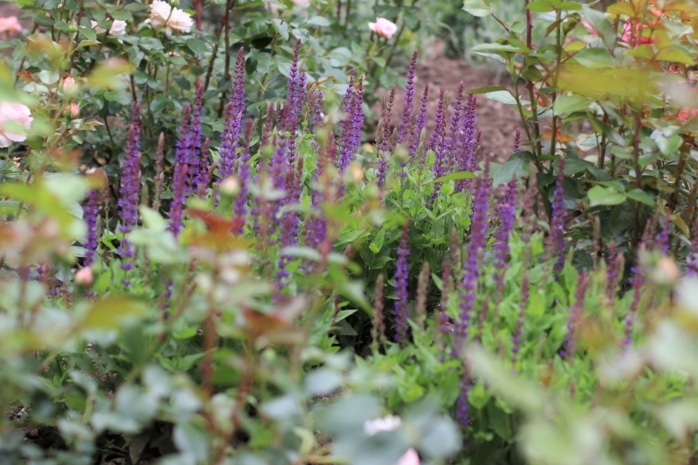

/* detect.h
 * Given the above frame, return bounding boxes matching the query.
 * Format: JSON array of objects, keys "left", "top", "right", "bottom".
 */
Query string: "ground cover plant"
[{"left": 2, "top": 0, "right": 698, "bottom": 464}]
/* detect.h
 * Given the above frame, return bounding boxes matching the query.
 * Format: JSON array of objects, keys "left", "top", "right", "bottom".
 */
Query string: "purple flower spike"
[
  {"left": 118, "top": 103, "right": 142, "bottom": 278},
  {"left": 396, "top": 50, "right": 418, "bottom": 147},
  {"left": 429, "top": 88, "right": 447, "bottom": 172},
  {"left": 457, "top": 95, "right": 478, "bottom": 193},
  {"left": 455, "top": 368, "right": 472, "bottom": 428},
  {"left": 513, "top": 127, "right": 521, "bottom": 152},
  {"left": 493, "top": 177, "right": 517, "bottom": 297},
  {"left": 169, "top": 161, "right": 188, "bottom": 237},
  {"left": 455, "top": 161, "right": 491, "bottom": 349},
  {"left": 83, "top": 188, "right": 101, "bottom": 267},
  {"left": 561, "top": 272, "right": 589, "bottom": 359},
  {"left": 219, "top": 47, "right": 246, "bottom": 181},
  {"left": 233, "top": 121, "right": 254, "bottom": 232},
  {"left": 376, "top": 86, "right": 396, "bottom": 188},
  {"left": 337, "top": 75, "right": 364, "bottom": 177},
  {"left": 550, "top": 157, "right": 566, "bottom": 273},
  {"left": 282, "top": 39, "right": 306, "bottom": 137},
  {"left": 393, "top": 219, "right": 411, "bottom": 344},
  {"left": 413, "top": 84, "right": 429, "bottom": 161},
  {"left": 187, "top": 83, "right": 205, "bottom": 194}
]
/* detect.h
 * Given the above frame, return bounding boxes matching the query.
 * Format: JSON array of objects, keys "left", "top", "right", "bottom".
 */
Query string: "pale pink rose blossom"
[
  {"left": 396, "top": 448, "right": 420, "bottom": 465},
  {"left": 0, "top": 102, "right": 32, "bottom": 148},
  {"left": 75, "top": 267, "right": 94, "bottom": 285},
  {"left": 145, "top": 0, "right": 193, "bottom": 36},
  {"left": 90, "top": 19, "right": 127, "bottom": 36},
  {"left": 292, "top": 0, "right": 310, "bottom": 7},
  {"left": 0, "top": 16, "right": 21, "bottom": 34},
  {"left": 369, "top": 17, "right": 398, "bottom": 39}
]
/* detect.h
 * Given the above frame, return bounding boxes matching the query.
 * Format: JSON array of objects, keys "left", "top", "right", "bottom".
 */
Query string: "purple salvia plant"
[
  {"left": 493, "top": 177, "right": 518, "bottom": 299},
  {"left": 413, "top": 84, "right": 429, "bottom": 161},
  {"left": 550, "top": 157, "right": 566, "bottom": 273},
  {"left": 83, "top": 188, "right": 101, "bottom": 267},
  {"left": 186, "top": 84, "right": 205, "bottom": 194},
  {"left": 117, "top": 103, "right": 142, "bottom": 277},
  {"left": 218, "top": 48, "right": 246, "bottom": 181},
  {"left": 455, "top": 160, "right": 491, "bottom": 349},
  {"left": 605, "top": 243, "right": 623, "bottom": 306},
  {"left": 337, "top": 77, "right": 364, "bottom": 175},
  {"left": 455, "top": 366, "right": 472, "bottom": 428},
  {"left": 512, "top": 271, "right": 529, "bottom": 366},
  {"left": 445, "top": 81, "right": 465, "bottom": 166},
  {"left": 513, "top": 127, "right": 521, "bottom": 152},
  {"left": 561, "top": 272, "right": 589, "bottom": 359},
  {"left": 169, "top": 162, "right": 188, "bottom": 237},
  {"left": 456, "top": 95, "right": 478, "bottom": 193},
  {"left": 428, "top": 88, "right": 448, "bottom": 179},
  {"left": 336, "top": 73, "right": 355, "bottom": 175},
  {"left": 396, "top": 50, "right": 418, "bottom": 147},
  {"left": 282, "top": 39, "right": 306, "bottom": 137},
  {"left": 376, "top": 86, "right": 396, "bottom": 189},
  {"left": 307, "top": 133, "right": 335, "bottom": 250},
  {"left": 393, "top": 219, "right": 411, "bottom": 344},
  {"left": 233, "top": 121, "right": 254, "bottom": 233}
]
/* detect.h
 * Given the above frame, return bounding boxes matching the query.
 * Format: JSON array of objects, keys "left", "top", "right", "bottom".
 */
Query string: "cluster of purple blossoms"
[
  {"left": 455, "top": 161, "right": 491, "bottom": 348},
  {"left": 336, "top": 71, "right": 356, "bottom": 174},
  {"left": 655, "top": 213, "right": 670, "bottom": 254},
  {"left": 219, "top": 47, "right": 247, "bottom": 181},
  {"left": 393, "top": 219, "right": 411, "bottom": 344},
  {"left": 493, "top": 177, "right": 518, "bottom": 297},
  {"left": 413, "top": 85, "right": 429, "bottom": 160},
  {"left": 688, "top": 215, "right": 698, "bottom": 276},
  {"left": 396, "top": 50, "right": 418, "bottom": 150},
  {"left": 376, "top": 87, "right": 396, "bottom": 189},
  {"left": 117, "top": 103, "right": 142, "bottom": 276}
]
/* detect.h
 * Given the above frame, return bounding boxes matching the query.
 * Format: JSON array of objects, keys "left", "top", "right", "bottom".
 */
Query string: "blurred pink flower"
[
  {"left": 75, "top": 267, "right": 94, "bottom": 285},
  {"left": 0, "top": 16, "right": 21, "bottom": 34},
  {"left": 0, "top": 102, "right": 32, "bottom": 148},
  {"left": 369, "top": 17, "right": 397, "bottom": 39},
  {"left": 292, "top": 0, "right": 310, "bottom": 6},
  {"left": 396, "top": 448, "right": 420, "bottom": 465}
]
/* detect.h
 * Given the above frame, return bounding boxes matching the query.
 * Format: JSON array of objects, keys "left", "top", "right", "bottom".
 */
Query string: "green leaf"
[
  {"left": 173, "top": 423, "right": 210, "bottom": 463},
  {"left": 78, "top": 296, "right": 147, "bottom": 330},
  {"left": 485, "top": 90, "right": 517, "bottom": 105},
  {"left": 185, "top": 38, "right": 208, "bottom": 55},
  {"left": 338, "top": 281, "right": 373, "bottom": 316},
  {"left": 463, "top": 0, "right": 494, "bottom": 17},
  {"left": 625, "top": 189, "right": 655, "bottom": 207},
  {"left": 655, "top": 46, "right": 697, "bottom": 65},
  {"left": 573, "top": 47, "right": 615, "bottom": 68},
  {"left": 87, "top": 58, "right": 134, "bottom": 89},
  {"left": 526, "top": 0, "right": 556, "bottom": 12},
  {"left": 587, "top": 185, "right": 626, "bottom": 206},
  {"left": 305, "top": 369, "right": 343, "bottom": 396},
  {"left": 369, "top": 228, "right": 386, "bottom": 254},
  {"left": 139, "top": 206, "right": 168, "bottom": 232},
  {"left": 467, "top": 85, "right": 507, "bottom": 95},
  {"left": 432, "top": 171, "right": 476, "bottom": 184},
  {"left": 471, "top": 43, "right": 527, "bottom": 54}
]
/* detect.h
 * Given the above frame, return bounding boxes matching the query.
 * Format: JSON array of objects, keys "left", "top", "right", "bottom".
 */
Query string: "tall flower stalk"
[
  {"left": 393, "top": 219, "right": 411, "bottom": 344},
  {"left": 117, "top": 103, "right": 142, "bottom": 281}
]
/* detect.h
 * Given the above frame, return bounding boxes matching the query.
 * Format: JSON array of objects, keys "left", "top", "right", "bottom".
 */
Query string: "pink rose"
[
  {"left": 396, "top": 448, "right": 420, "bottom": 465},
  {"left": 75, "top": 267, "right": 94, "bottom": 285},
  {"left": 0, "top": 102, "right": 32, "bottom": 148},
  {"left": 369, "top": 17, "right": 397, "bottom": 39},
  {"left": 0, "top": 16, "right": 21, "bottom": 34}
]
